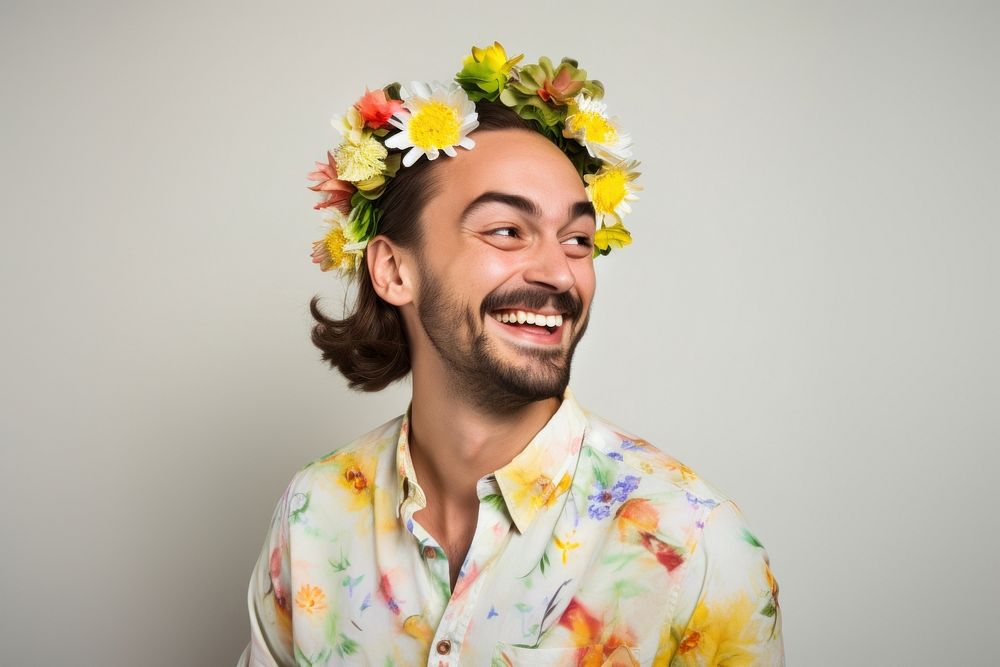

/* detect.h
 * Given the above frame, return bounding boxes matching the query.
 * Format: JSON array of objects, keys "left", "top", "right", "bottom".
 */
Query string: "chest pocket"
[{"left": 491, "top": 642, "right": 640, "bottom": 666}]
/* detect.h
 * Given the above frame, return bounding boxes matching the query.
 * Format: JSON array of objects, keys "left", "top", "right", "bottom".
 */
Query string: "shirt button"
[
  {"left": 435, "top": 639, "right": 452, "bottom": 655},
  {"left": 423, "top": 546, "right": 437, "bottom": 559}
]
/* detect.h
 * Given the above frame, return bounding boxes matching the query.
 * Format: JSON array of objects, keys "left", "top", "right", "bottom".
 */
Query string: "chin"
[{"left": 481, "top": 348, "right": 572, "bottom": 401}]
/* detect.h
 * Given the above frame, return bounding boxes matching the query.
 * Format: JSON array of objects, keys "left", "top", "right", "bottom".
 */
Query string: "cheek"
[
  {"left": 575, "top": 265, "right": 597, "bottom": 303},
  {"left": 454, "top": 250, "right": 516, "bottom": 290},
  {"left": 430, "top": 251, "right": 510, "bottom": 311}
]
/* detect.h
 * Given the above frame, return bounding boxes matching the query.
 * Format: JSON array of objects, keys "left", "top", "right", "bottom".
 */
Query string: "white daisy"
[
  {"left": 384, "top": 81, "right": 479, "bottom": 167},
  {"left": 563, "top": 93, "right": 633, "bottom": 162}
]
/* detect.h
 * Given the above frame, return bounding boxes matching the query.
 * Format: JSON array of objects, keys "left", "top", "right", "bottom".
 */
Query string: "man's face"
[{"left": 406, "top": 129, "right": 597, "bottom": 410}]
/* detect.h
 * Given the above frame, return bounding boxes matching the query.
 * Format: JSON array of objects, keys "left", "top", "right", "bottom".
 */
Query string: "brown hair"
[{"left": 309, "top": 101, "right": 534, "bottom": 391}]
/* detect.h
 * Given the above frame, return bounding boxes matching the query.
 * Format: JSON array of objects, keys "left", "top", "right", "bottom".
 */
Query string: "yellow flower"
[
  {"left": 553, "top": 531, "right": 581, "bottom": 564},
  {"left": 470, "top": 41, "right": 523, "bottom": 76},
  {"left": 593, "top": 221, "right": 633, "bottom": 257},
  {"left": 353, "top": 152, "right": 401, "bottom": 198},
  {"left": 674, "top": 594, "right": 766, "bottom": 666},
  {"left": 320, "top": 450, "right": 376, "bottom": 510},
  {"left": 332, "top": 132, "right": 388, "bottom": 182},
  {"left": 310, "top": 209, "right": 366, "bottom": 274},
  {"left": 384, "top": 81, "right": 479, "bottom": 167},
  {"left": 668, "top": 459, "right": 698, "bottom": 481},
  {"left": 507, "top": 470, "right": 572, "bottom": 511},
  {"left": 294, "top": 584, "right": 327, "bottom": 615},
  {"left": 563, "top": 92, "right": 632, "bottom": 162},
  {"left": 403, "top": 615, "right": 434, "bottom": 643},
  {"left": 584, "top": 160, "right": 642, "bottom": 224}
]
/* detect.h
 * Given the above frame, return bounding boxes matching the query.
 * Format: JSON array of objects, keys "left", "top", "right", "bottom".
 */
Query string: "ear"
[{"left": 366, "top": 235, "right": 414, "bottom": 307}]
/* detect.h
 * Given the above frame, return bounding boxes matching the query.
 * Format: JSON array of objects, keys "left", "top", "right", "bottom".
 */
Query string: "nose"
[{"left": 522, "top": 236, "right": 576, "bottom": 293}]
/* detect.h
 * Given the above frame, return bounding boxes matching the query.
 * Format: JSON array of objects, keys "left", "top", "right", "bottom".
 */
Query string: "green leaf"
[
  {"left": 602, "top": 551, "right": 641, "bottom": 572},
  {"left": 383, "top": 82, "right": 402, "bottom": 100},
  {"left": 346, "top": 195, "right": 380, "bottom": 240},
  {"left": 329, "top": 551, "right": 350, "bottom": 572},
  {"left": 481, "top": 493, "right": 507, "bottom": 513},
  {"left": 289, "top": 491, "right": 311, "bottom": 523},
  {"left": 591, "top": 454, "right": 611, "bottom": 490},
  {"left": 336, "top": 634, "right": 359, "bottom": 656},
  {"left": 741, "top": 528, "right": 764, "bottom": 549},
  {"left": 614, "top": 579, "right": 646, "bottom": 598}
]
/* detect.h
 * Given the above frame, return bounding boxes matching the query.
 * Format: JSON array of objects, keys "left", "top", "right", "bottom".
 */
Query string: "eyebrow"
[{"left": 459, "top": 191, "right": 596, "bottom": 225}]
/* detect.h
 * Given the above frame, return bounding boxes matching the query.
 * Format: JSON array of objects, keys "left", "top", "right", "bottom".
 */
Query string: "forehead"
[{"left": 429, "top": 129, "right": 588, "bottom": 216}]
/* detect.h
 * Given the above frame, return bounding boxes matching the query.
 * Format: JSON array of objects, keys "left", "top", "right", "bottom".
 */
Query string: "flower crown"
[{"left": 308, "top": 41, "right": 641, "bottom": 276}]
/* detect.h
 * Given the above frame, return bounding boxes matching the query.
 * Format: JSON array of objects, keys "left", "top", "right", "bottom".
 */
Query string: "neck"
[{"left": 407, "top": 369, "right": 562, "bottom": 508}]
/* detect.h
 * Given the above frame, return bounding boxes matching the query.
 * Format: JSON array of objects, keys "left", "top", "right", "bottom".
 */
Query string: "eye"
[
  {"left": 562, "top": 235, "right": 593, "bottom": 248},
  {"left": 489, "top": 227, "right": 519, "bottom": 238}
]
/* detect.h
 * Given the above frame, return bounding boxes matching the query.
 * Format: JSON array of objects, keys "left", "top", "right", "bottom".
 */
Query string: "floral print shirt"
[{"left": 238, "top": 389, "right": 784, "bottom": 666}]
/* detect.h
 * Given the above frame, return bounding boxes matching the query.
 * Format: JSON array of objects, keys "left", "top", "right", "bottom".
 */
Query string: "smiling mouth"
[{"left": 489, "top": 309, "right": 564, "bottom": 335}]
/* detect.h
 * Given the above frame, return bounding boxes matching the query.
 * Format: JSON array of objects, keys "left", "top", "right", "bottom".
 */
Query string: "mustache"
[{"left": 480, "top": 287, "right": 584, "bottom": 321}]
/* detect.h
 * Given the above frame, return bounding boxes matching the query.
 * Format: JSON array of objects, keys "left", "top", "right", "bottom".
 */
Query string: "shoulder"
[
  {"left": 579, "top": 407, "right": 732, "bottom": 506},
  {"left": 574, "top": 406, "right": 766, "bottom": 564},
  {"left": 281, "top": 413, "right": 404, "bottom": 503},
  {"left": 577, "top": 408, "right": 782, "bottom": 628}
]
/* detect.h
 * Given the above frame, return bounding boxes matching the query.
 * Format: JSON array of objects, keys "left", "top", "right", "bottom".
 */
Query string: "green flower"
[
  {"left": 499, "top": 56, "right": 604, "bottom": 129},
  {"left": 346, "top": 192, "right": 380, "bottom": 242},
  {"left": 456, "top": 41, "right": 524, "bottom": 102}
]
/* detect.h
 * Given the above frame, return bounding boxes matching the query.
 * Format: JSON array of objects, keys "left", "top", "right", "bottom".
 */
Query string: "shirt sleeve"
[
  {"left": 668, "top": 499, "right": 785, "bottom": 666},
  {"left": 237, "top": 483, "right": 296, "bottom": 667}
]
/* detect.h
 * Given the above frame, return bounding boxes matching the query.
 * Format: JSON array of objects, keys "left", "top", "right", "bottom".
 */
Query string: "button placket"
[
  {"left": 424, "top": 476, "right": 516, "bottom": 666},
  {"left": 430, "top": 479, "right": 515, "bottom": 664}
]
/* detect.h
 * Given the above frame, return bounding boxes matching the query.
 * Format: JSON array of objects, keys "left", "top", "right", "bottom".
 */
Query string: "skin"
[{"left": 366, "top": 129, "right": 597, "bottom": 589}]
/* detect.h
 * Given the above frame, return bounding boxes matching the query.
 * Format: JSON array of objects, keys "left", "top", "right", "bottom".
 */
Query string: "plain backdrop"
[{"left": 2, "top": 1, "right": 997, "bottom": 665}]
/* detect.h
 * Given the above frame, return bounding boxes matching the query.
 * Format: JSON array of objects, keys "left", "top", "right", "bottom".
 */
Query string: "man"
[{"left": 240, "top": 44, "right": 783, "bottom": 666}]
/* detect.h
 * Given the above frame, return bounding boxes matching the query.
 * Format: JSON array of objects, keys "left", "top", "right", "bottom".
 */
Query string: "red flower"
[
  {"left": 355, "top": 88, "right": 404, "bottom": 130},
  {"left": 307, "top": 151, "right": 355, "bottom": 213},
  {"left": 269, "top": 546, "right": 289, "bottom": 612},
  {"left": 639, "top": 531, "right": 685, "bottom": 572}
]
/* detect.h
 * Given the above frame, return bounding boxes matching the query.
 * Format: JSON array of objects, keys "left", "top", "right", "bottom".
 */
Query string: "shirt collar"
[{"left": 394, "top": 387, "right": 588, "bottom": 534}]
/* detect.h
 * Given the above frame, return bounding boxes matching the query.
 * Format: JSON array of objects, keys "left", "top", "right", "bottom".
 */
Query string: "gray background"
[{"left": 2, "top": 1, "right": 997, "bottom": 665}]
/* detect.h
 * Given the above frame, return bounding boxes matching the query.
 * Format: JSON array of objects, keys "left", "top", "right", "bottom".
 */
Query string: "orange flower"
[
  {"left": 677, "top": 630, "right": 701, "bottom": 654},
  {"left": 344, "top": 465, "right": 368, "bottom": 492},
  {"left": 320, "top": 451, "right": 375, "bottom": 511},
  {"left": 355, "top": 87, "right": 404, "bottom": 130},
  {"left": 307, "top": 151, "right": 355, "bottom": 213},
  {"left": 615, "top": 497, "right": 660, "bottom": 541},
  {"left": 295, "top": 584, "right": 327, "bottom": 615}
]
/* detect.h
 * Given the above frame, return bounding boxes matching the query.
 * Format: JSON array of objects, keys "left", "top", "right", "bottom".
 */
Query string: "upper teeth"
[{"left": 492, "top": 310, "right": 563, "bottom": 328}]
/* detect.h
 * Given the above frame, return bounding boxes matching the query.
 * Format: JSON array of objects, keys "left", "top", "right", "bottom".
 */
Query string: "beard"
[{"left": 414, "top": 264, "right": 590, "bottom": 413}]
